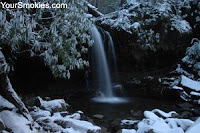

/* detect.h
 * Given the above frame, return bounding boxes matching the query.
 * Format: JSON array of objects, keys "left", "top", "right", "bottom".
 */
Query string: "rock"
[
  {"left": 60, "top": 111, "right": 69, "bottom": 117},
  {"left": 147, "top": 129, "right": 156, "bottom": 133},
  {"left": 0, "top": 95, "right": 15, "bottom": 111},
  {"left": 93, "top": 114, "right": 104, "bottom": 119},
  {"left": 30, "top": 107, "right": 51, "bottom": 120},
  {"left": 171, "top": 113, "right": 179, "bottom": 118},
  {"left": 186, "top": 117, "right": 200, "bottom": 133},
  {"left": 117, "top": 129, "right": 136, "bottom": 133},
  {"left": 120, "top": 120, "right": 138, "bottom": 129},
  {"left": 177, "top": 103, "right": 194, "bottom": 110},
  {"left": 38, "top": 97, "right": 68, "bottom": 113},
  {"left": 191, "top": 109, "right": 200, "bottom": 116},
  {"left": 100, "top": 126, "right": 109, "bottom": 133},
  {"left": 23, "top": 97, "right": 40, "bottom": 107},
  {"left": 110, "top": 119, "right": 121, "bottom": 132},
  {"left": 181, "top": 111, "right": 194, "bottom": 119},
  {"left": 54, "top": 119, "right": 68, "bottom": 128},
  {"left": 0, "top": 118, "right": 5, "bottom": 131},
  {"left": 130, "top": 110, "right": 143, "bottom": 119}
]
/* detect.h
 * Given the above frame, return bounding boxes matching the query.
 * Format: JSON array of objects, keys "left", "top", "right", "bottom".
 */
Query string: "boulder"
[{"left": 38, "top": 97, "right": 68, "bottom": 113}]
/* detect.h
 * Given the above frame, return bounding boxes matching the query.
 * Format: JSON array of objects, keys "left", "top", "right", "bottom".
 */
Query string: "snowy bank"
[{"left": 121, "top": 109, "right": 198, "bottom": 133}]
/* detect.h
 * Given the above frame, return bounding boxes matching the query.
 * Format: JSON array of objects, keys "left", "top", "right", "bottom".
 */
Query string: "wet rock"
[
  {"left": 177, "top": 103, "right": 194, "bottom": 110},
  {"left": 100, "top": 126, "right": 109, "bottom": 133},
  {"left": 130, "top": 110, "right": 143, "bottom": 119},
  {"left": 110, "top": 119, "right": 121, "bottom": 132},
  {"left": 180, "top": 111, "right": 193, "bottom": 119},
  {"left": 0, "top": 118, "right": 5, "bottom": 131},
  {"left": 23, "top": 96, "right": 40, "bottom": 107},
  {"left": 93, "top": 114, "right": 104, "bottom": 119},
  {"left": 192, "top": 109, "right": 200, "bottom": 116}
]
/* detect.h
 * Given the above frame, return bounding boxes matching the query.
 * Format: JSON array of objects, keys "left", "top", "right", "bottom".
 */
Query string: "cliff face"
[{"left": 96, "top": 0, "right": 200, "bottom": 72}]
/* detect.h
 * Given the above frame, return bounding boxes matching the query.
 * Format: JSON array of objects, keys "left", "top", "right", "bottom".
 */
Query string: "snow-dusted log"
[
  {"left": 0, "top": 51, "right": 33, "bottom": 122},
  {"left": 86, "top": 2, "right": 103, "bottom": 17}
]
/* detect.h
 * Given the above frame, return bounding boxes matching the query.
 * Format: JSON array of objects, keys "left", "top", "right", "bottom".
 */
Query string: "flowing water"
[{"left": 90, "top": 26, "right": 127, "bottom": 103}]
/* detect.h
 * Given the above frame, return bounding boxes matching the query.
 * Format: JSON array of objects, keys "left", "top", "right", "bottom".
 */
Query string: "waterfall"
[
  {"left": 90, "top": 26, "right": 114, "bottom": 97},
  {"left": 90, "top": 25, "right": 128, "bottom": 103},
  {"left": 105, "top": 31, "right": 119, "bottom": 82}
]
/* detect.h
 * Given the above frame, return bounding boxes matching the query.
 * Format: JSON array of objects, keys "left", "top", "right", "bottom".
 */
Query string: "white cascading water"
[
  {"left": 90, "top": 26, "right": 127, "bottom": 103},
  {"left": 90, "top": 26, "right": 113, "bottom": 97}
]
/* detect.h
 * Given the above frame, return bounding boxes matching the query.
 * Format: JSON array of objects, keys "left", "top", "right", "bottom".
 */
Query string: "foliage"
[
  {"left": 182, "top": 38, "right": 200, "bottom": 76},
  {"left": 97, "top": 0, "right": 199, "bottom": 51},
  {"left": 0, "top": 0, "right": 93, "bottom": 78}
]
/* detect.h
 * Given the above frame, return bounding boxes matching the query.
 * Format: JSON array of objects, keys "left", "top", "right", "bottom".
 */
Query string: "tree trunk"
[{"left": 0, "top": 51, "right": 33, "bottom": 122}]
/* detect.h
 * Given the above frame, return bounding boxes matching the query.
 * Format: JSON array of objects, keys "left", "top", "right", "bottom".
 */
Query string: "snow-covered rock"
[
  {"left": 122, "top": 129, "right": 136, "bottom": 133},
  {"left": 30, "top": 107, "right": 51, "bottom": 120},
  {"left": 186, "top": 117, "right": 200, "bottom": 133},
  {"left": 30, "top": 97, "right": 101, "bottom": 133},
  {"left": 38, "top": 97, "right": 68, "bottom": 113},
  {"left": 135, "top": 109, "right": 195, "bottom": 133},
  {"left": 181, "top": 75, "right": 200, "bottom": 91},
  {"left": 0, "top": 110, "right": 35, "bottom": 133},
  {"left": 182, "top": 39, "right": 200, "bottom": 76},
  {"left": 152, "top": 109, "right": 178, "bottom": 118},
  {"left": 121, "top": 120, "right": 138, "bottom": 126},
  {"left": 0, "top": 95, "right": 15, "bottom": 110}
]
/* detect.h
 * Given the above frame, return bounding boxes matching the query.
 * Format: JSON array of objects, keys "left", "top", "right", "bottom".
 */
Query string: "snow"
[
  {"left": 65, "top": 113, "right": 81, "bottom": 120},
  {"left": 152, "top": 109, "right": 178, "bottom": 118},
  {"left": 131, "top": 22, "right": 140, "bottom": 30},
  {"left": 0, "top": 95, "right": 15, "bottom": 109},
  {"left": 0, "top": 110, "right": 35, "bottom": 133},
  {"left": 136, "top": 109, "right": 194, "bottom": 133},
  {"left": 186, "top": 117, "right": 200, "bottom": 133},
  {"left": 182, "top": 39, "right": 200, "bottom": 76},
  {"left": 181, "top": 75, "right": 200, "bottom": 91},
  {"left": 30, "top": 98, "right": 101, "bottom": 133},
  {"left": 144, "top": 111, "right": 159, "bottom": 120},
  {"left": 166, "top": 118, "right": 194, "bottom": 131},
  {"left": 122, "top": 129, "right": 136, "bottom": 133},
  {"left": 172, "top": 86, "right": 183, "bottom": 91},
  {"left": 171, "top": 18, "right": 192, "bottom": 33},
  {"left": 190, "top": 91, "right": 200, "bottom": 96},
  {"left": 173, "top": 64, "right": 194, "bottom": 79},
  {"left": 63, "top": 118, "right": 101, "bottom": 133},
  {"left": 38, "top": 97, "right": 68, "bottom": 113},
  {"left": 30, "top": 107, "right": 51, "bottom": 120},
  {"left": 121, "top": 120, "right": 138, "bottom": 126}
]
